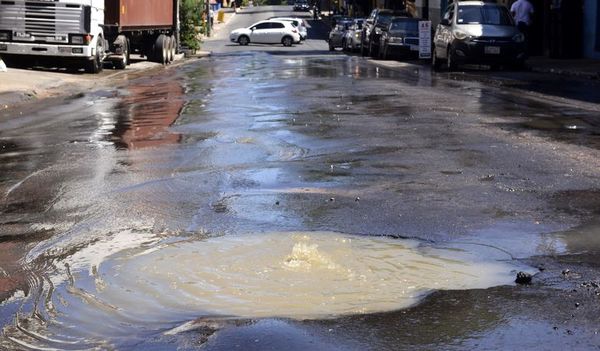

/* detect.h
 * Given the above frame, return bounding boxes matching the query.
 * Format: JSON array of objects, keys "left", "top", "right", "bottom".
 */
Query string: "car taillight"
[{"left": 292, "top": 29, "right": 298, "bottom": 33}]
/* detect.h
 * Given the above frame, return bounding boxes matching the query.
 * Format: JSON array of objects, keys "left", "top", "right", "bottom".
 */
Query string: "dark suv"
[{"left": 361, "top": 8, "right": 411, "bottom": 57}]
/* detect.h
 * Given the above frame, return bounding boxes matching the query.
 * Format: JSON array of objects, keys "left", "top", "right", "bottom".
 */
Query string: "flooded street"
[{"left": 2, "top": 6, "right": 600, "bottom": 350}]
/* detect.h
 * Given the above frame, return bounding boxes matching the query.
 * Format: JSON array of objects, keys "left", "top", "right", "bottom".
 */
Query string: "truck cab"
[
  {"left": 0, "top": 0, "right": 178, "bottom": 73},
  {"left": 0, "top": 0, "right": 106, "bottom": 72}
]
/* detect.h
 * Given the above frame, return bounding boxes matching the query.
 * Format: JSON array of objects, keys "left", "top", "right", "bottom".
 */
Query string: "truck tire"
[
  {"left": 166, "top": 36, "right": 173, "bottom": 63},
  {"left": 154, "top": 34, "right": 168, "bottom": 65},
  {"left": 86, "top": 39, "right": 104, "bottom": 73},
  {"left": 114, "top": 36, "right": 129, "bottom": 70},
  {"left": 169, "top": 36, "right": 177, "bottom": 63}
]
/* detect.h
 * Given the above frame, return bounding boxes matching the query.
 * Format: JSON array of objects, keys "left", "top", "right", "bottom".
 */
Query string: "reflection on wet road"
[{"left": 2, "top": 50, "right": 600, "bottom": 349}]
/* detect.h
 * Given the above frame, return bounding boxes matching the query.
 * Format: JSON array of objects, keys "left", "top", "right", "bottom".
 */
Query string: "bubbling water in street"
[{"left": 1, "top": 231, "right": 525, "bottom": 348}]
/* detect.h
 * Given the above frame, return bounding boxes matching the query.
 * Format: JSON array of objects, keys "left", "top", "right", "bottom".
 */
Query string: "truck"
[{"left": 0, "top": 0, "right": 179, "bottom": 73}]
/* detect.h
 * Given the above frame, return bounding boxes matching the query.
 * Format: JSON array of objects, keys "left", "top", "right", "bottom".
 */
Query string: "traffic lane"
[
  {"left": 2, "top": 48, "right": 600, "bottom": 349},
  {"left": 363, "top": 58, "right": 600, "bottom": 151}
]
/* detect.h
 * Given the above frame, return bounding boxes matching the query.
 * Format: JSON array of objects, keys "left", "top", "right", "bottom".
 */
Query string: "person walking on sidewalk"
[{"left": 511, "top": 0, "right": 534, "bottom": 54}]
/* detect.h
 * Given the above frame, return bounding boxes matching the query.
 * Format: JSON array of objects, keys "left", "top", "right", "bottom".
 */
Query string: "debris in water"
[{"left": 515, "top": 271, "right": 532, "bottom": 285}]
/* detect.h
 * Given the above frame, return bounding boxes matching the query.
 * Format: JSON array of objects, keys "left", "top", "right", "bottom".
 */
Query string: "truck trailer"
[{"left": 0, "top": 0, "right": 179, "bottom": 73}]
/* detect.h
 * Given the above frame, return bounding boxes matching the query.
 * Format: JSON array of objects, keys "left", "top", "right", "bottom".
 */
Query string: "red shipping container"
[{"left": 105, "top": 0, "right": 174, "bottom": 30}]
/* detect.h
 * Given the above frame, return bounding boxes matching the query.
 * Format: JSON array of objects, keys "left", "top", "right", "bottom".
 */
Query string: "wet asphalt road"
[{"left": 2, "top": 5, "right": 600, "bottom": 350}]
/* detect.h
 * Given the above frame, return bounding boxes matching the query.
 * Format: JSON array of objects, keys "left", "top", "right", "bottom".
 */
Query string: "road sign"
[{"left": 419, "top": 21, "right": 431, "bottom": 59}]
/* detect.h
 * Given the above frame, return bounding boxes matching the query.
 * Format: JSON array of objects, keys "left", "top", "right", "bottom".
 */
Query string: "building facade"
[{"left": 331, "top": 0, "right": 598, "bottom": 59}]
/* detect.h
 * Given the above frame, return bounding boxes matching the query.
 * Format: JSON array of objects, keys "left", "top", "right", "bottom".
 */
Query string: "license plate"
[
  {"left": 485, "top": 46, "right": 500, "bottom": 54},
  {"left": 14, "top": 32, "right": 31, "bottom": 39}
]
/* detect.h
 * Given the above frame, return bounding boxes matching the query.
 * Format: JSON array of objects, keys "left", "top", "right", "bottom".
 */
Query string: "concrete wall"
[{"left": 583, "top": 0, "right": 600, "bottom": 59}]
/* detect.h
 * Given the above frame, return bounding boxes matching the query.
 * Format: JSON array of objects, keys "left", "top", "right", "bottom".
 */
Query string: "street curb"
[{"left": 182, "top": 51, "right": 212, "bottom": 58}]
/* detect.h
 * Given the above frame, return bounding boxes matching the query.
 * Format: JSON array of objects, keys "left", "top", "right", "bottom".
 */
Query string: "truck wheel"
[
  {"left": 166, "top": 36, "right": 173, "bottom": 63},
  {"left": 114, "top": 36, "right": 129, "bottom": 70},
  {"left": 154, "top": 34, "right": 168, "bottom": 64},
  {"left": 169, "top": 36, "right": 177, "bottom": 63},
  {"left": 86, "top": 39, "right": 104, "bottom": 73}
]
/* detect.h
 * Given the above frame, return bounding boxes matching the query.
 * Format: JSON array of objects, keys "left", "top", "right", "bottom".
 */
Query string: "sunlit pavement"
[{"left": 1, "top": 5, "right": 600, "bottom": 351}]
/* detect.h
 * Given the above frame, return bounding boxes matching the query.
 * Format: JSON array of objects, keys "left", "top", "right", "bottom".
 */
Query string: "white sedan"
[{"left": 230, "top": 20, "right": 301, "bottom": 47}]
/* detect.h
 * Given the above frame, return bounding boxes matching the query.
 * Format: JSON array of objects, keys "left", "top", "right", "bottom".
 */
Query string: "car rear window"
[
  {"left": 377, "top": 14, "right": 394, "bottom": 25},
  {"left": 390, "top": 20, "right": 418, "bottom": 32},
  {"left": 457, "top": 5, "right": 513, "bottom": 25}
]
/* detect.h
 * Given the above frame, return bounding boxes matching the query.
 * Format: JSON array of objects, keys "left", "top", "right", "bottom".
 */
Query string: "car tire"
[
  {"left": 511, "top": 60, "right": 526, "bottom": 71},
  {"left": 447, "top": 46, "right": 457, "bottom": 72},
  {"left": 238, "top": 35, "right": 249, "bottom": 46},
  {"left": 432, "top": 45, "right": 442, "bottom": 71},
  {"left": 282, "top": 36, "right": 293, "bottom": 47}
]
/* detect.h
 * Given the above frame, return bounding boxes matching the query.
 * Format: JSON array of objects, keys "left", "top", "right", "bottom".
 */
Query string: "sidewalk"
[
  {"left": 200, "top": 8, "right": 237, "bottom": 42},
  {"left": 0, "top": 10, "right": 237, "bottom": 110}
]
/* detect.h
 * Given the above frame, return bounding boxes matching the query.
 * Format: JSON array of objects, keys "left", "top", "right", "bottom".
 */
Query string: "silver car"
[
  {"left": 328, "top": 20, "right": 353, "bottom": 51},
  {"left": 432, "top": 1, "right": 526, "bottom": 71},
  {"left": 342, "top": 18, "right": 365, "bottom": 52}
]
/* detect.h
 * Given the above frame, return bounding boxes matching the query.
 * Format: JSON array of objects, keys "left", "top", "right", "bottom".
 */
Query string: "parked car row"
[{"left": 328, "top": 1, "right": 528, "bottom": 71}]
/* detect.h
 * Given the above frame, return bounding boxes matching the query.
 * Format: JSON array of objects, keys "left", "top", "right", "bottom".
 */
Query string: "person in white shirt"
[{"left": 510, "top": 0, "right": 534, "bottom": 54}]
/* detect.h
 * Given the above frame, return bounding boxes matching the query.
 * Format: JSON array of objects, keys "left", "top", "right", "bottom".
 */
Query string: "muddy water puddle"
[{"left": 1, "top": 231, "right": 527, "bottom": 349}]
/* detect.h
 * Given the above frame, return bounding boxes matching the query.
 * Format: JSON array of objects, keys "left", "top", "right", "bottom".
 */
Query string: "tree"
[{"left": 180, "top": 0, "right": 205, "bottom": 52}]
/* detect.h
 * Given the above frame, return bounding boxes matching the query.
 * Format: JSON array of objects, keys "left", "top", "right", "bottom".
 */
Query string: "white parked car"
[
  {"left": 230, "top": 20, "right": 301, "bottom": 46},
  {"left": 269, "top": 17, "right": 308, "bottom": 40}
]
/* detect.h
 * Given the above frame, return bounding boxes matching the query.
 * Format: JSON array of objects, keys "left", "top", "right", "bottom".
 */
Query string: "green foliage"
[{"left": 180, "top": 0, "right": 205, "bottom": 51}]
